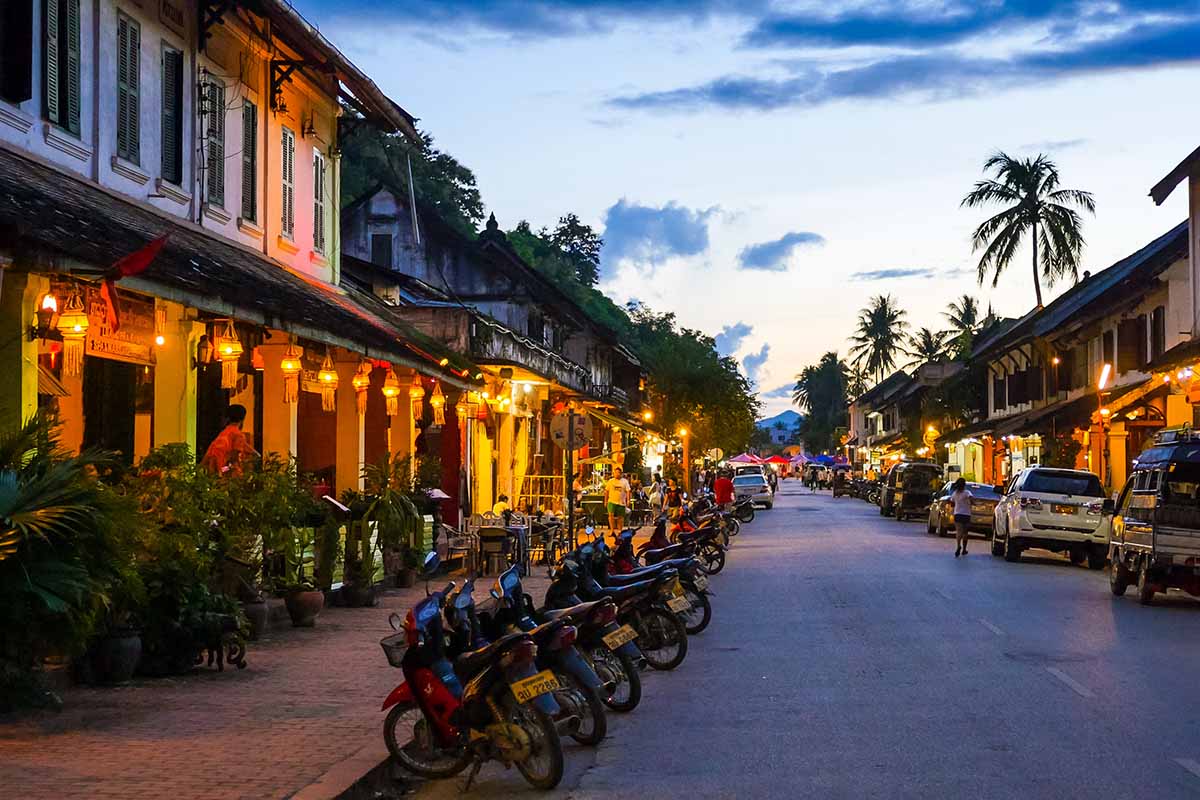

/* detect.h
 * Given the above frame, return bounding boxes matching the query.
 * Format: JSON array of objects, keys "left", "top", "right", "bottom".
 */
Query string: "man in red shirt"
[
  {"left": 201, "top": 404, "right": 259, "bottom": 476},
  {"left": 713, "top": 470, "right": 734, "bottom": 510}
]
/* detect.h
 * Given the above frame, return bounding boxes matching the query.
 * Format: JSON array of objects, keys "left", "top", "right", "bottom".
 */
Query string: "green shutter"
[
  {"left": 240, "top": 101, "right": 256, "bottom": 221},
  {"left": 281, "top": 127, "right": 294, "bottom": 237},
  {"left": 313, "top": 152, "right": 325, "bottom": 252},
  {"left": 116, "top": 15, "right": 139, "bottom": 162},
  {"left": 63, "top": 0, "right": 79, "bottom": 134},
  {"left": 160, "top": 48, "right": 182, "bottom": 183},
  {"left": 43, "top": 0, "right": 59, "bottom": 125},
  {"left": 205, "top": 82, "right": 225, "bottom": 207}
]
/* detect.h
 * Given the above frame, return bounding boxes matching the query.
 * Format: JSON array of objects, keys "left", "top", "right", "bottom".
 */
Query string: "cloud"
[
  {"left": 714, "top": 322, "right": 754, "bottom": 357},
  {"left": 742, "top": 343, "right": 770, "bottom": 386},
  {"left": 738, "top": 231, "right": 825, "bottom": 271},
  {"left": 850, "top": 267, "right": 938, "bottom": 281},
  {"left": 1019, "top": 138, "right": 1088, "bottom": 153},
  {"left": 600, "top": 199, "right": 717, "bottom": 277},
  {"left": 610, "top": 15, "right": 1200, "bottom": 113},
  {"left": 760, "top": 382, "right": 794, "bottom": 400}
]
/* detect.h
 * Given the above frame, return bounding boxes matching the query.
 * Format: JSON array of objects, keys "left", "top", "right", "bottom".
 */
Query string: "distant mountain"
[{"left": 757, "top": 409, "right": 801, "bottom": 431}]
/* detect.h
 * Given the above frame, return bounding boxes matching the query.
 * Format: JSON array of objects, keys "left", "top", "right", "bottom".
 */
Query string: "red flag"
[{"left": 102, "top": 235, "right": 168, "bottom": 332}]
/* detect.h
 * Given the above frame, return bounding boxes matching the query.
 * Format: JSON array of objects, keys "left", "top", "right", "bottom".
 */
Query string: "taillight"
[
  {"left": 1019, "top": 497, "right": 1043, "bottom": 510},
  {"left": 502, "top": 638, "right": 537, "bottom": 667},
  {"left": 590, "top": 602, "right": 617, "bottom": 626},
  {"left": 552, "top": 625, "right": 578, "bottom": 650}
]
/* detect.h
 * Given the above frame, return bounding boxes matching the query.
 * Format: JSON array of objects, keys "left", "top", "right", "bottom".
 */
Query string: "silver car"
[{"left": 733, "top": 474, "right": 774, "bottom": 509}]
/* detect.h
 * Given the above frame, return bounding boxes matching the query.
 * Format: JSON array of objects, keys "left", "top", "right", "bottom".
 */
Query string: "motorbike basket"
[{"left": 380, "top": 632, "right": 408, "bottom": 668}]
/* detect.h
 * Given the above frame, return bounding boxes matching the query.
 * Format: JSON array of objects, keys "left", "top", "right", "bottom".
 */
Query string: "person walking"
[
  {"left": 950, "top": 477, "right": 973, "bottom": 557},
  {"left": 201, "top": 404, "right": 259, "bottom": 476},
  {"left": 713, "top": 470, "right": 734, "bottom": 511},
  {"left": 605, "top": 466, "right": 631, "bottom": 534}
]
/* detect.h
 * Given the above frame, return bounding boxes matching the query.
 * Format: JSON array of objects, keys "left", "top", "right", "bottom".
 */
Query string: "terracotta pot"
[
  {"left": 90, "top": 629, "right": 142, "bottom": 684},
  {"left": 341, "top": 582, "right": 376, "bottom": 608},
  {"left": 396, "top": 568, "right": 416, "bottom": 588},
  {"left": 285, "top": 590, "right": 325, "bottom": 627},
  {"left": 242, "top": 600, "right": 270, "bottom": 640}
]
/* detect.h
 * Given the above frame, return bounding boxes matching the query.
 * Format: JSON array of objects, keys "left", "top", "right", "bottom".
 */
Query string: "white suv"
[{"left": 991, "top": 467, "right": 1111, "bottom": 568}]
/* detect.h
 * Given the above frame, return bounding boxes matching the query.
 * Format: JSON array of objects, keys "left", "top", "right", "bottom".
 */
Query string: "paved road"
[{"left": 402, "top": 481, "right": 1200, "bottom": 799}]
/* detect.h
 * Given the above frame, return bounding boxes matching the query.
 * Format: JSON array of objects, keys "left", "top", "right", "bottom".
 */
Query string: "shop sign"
[
  {"left": 159, "top": 0, "right": 186, "bottom": 37},
  {"left": 83, "top": 286, "right": 155, "bottom": 366}
]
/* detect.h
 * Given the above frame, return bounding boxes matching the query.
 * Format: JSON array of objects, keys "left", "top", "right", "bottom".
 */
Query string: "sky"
[{"left": 297, "top": 0, "right": 1200, "bottom": 416}]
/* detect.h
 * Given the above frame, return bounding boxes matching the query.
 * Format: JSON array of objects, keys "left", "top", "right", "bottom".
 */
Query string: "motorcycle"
[
  {"left": 379, "top": 554, "right": 565, "bottom": 790},
  {"left": 732, "top": 496, "right": 755, "bottom": 524},
  {"left": 640, "top": 520, "right": 727, "bottom": 576},
  {"left": 607, "top": 529, "right": 713, "bottom": 635}
]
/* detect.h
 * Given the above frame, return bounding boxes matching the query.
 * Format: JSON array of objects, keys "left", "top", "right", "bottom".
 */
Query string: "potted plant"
[
  {"left": 341, "top": 520, "right": 379, "bottom": 607},
  {"left": 361, "top": 454, "right": 424, "bottom": 588},
  {"left": 281, "top": 526, "right": 324, "bottom": 627}
]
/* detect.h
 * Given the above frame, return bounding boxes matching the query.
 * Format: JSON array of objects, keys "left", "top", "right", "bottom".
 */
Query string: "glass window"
[{"left": 1022, "top": 470, "right": 1104, "bottom": 497}]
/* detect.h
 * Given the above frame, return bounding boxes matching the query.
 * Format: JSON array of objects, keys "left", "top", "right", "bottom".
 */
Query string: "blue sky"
[{"left": 300, "top": 0, "right": 1200, "bottom": 415}]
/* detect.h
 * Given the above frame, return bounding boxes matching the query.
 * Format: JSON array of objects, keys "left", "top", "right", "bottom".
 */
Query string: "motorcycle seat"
[
  {"left": 588, "top": 576, "right": 660, "bottom": 601},
  {"left": 605, "top": 559, "right": 693, "bottom": 585},
  {"left": 541, "top": 599, "right": 602, "bottom": 621},
  {"left": 639, "top": 544, "right": 689, "bottom": 563},
  {"left": 453, "top": 631, "right": 529, "bottom": 676}
]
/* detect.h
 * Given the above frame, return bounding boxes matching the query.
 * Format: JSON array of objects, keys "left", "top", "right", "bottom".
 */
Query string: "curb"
[{"left": 289, "top": 738, "right": 394, "bottom": 800}]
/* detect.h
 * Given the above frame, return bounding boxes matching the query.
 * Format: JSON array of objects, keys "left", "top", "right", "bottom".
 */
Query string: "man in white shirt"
[{"left": 605, "top": 466, "right": 631, "bottom": 534}]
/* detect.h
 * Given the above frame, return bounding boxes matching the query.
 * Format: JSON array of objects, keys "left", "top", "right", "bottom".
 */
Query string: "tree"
[
  {"left": 905, "top": 327, "right": 949, "bottom": 368},
  {"left": 846, "top": 363, "right": 869, "bottom": 400},
  {"left": 849, "top": 295, "right": 909, "bottom": 383},
  {"left": 792, "top": 352, "right": 849, "bottom": 453},
  {"left": 962, "top": 151, "right": 1095, "bottom": 309},
  {"left": 943, "top": 295, "right": 979, "bottom": 336},
  {"left": 550, "top": 214, "right": 603, "bottom": 286}
]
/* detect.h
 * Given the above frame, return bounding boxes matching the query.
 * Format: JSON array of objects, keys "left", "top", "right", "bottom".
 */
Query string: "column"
[
  {"left": 497, "top": 411, "right": 514, "bottom": 503},
  {"left": 153, "top": 302, "right": 204, "bottom": 451},
  {"left": 335, "top": 358, "right": 362, "bottom": 495},
  {"left": 1108, "top": 423, "right": 1129, "bottom": 491},
  {"left": 0, "top": 272, "right": 45, "bottom": 434},
  {"left": 260, "top": 341, "right": 298, "bottom": 459}
]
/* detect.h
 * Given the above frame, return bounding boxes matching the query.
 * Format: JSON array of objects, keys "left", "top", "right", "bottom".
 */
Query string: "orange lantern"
[
  {"left": 382, "top": 368, "right": 402, "bottom": 417},
  {"left": 56, "top": 289, "right": 89, "bottom": 377},
  {"left": 410, "top": 379, "right": 426, "bottom": 421},
  {"left": 318, "top": 352, "right": 338, "bottom": 412},
  {"left": 352, "top": 360, "right": 372, "bottom": 415},
  {"left": 280, "top": 342, "right": 303, "bottom": 404}
]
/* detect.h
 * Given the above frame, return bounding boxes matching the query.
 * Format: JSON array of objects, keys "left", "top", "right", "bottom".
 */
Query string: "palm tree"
[
  {"left": 845, "top": 363, "right": 869, "bottom": 400},
  {"left": 791, "top": 352, "right": 849, "bottom": 452},
  {"left": 849, "top": 295, "right": 909, "bottom": 383},
  {"left": 905, "top": 327, "right": 948, "bottom": 368},
  {"left": 943, "top": 295, "right": 979, "bottom": 337},
  {"left": 962, "top": 151, "right": 1095, "bottom": 309}
]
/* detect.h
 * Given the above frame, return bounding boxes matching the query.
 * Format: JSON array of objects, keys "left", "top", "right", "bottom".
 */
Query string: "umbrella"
[
  {"left": 727, "top": 452, "right": 762, "bottom": 463},
  {"left": 812, "top": 454, "right": 835, "bottom": 465},
  {"left": 763, "top": 455, "right": 790, "bottom": 464},
  {"left": 789, "top": 454, "right": 809, "bottom": 464}
]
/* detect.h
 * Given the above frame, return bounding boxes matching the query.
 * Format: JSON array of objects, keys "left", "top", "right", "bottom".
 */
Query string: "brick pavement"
[{"left": 0, "top": 570, "right": 555, "bottom": 800}]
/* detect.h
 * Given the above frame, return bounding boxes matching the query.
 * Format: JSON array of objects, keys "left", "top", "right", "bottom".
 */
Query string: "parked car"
[
  {"left": 879, "top": 462, "right": 942, "bottom": 520},
  {"left": 990, "top": 466, "right": 1110, "bottom": 568},
  {"left": 927, "top": 481, "right": 1001, "bottom": 537},
  {"left": 734, "top": 464, "right": 767, "bottom": 479},
  {"left": 1108, "top": 433, "right": 1200, "bottom": 604},
  {"left": 732, "top": 474, "right": 773, "bottom": 509}
]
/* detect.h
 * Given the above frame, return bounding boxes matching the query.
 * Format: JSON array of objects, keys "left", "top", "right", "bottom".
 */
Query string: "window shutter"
[
  {"left": 1117, "top": 318, "right": 1140, "bottom": 374},
  {"left": 63, "top": 0, "right": 79, "bottom": 134},
  {"left": 313, "top": 151, "right": 325, "bottom": 253},
  {"left": 116, "top": 15, "right": 139, "bottom": 163},
  {"left": 160, "top": 48, "right": 182, "bottom": 183},
  {"left": 240, "top": 101, "right": 256, "bottom": 221},
  {"left": 43, "top": 0, "right": 59, "bottom": 125},
  {"left": 205, "top": 82, "right": 225, "bottom": 206},
  {"left": 281, "top": 127, "right": 295, "bottom": 237},
  {"left": 1151, "top": 306, "right": 1167, "bottom": 360},
  {"left": 1, "top": 0, "right": 35, "bottom": 104},
  {"left": 1136, "top": 314, "right": 1148, "bottom": 368}
]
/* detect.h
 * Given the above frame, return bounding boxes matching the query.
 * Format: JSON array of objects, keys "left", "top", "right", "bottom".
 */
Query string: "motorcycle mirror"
[
  {"left": 422, "top": 551, "right": 440, "bottom": 575},
  {"left": 490, "top": 588, "right": 500, "bottom": 600},
  {"left": 388, "top": 612, "right": 403, "bottom": 632}
]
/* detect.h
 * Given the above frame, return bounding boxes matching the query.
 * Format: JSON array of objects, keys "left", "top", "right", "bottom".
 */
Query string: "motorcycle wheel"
[
  {"left": 680, "top": 588, "right": 712, "bottom": 634},
  {"left": 698, "top": 545, "right": 726, "bottom": 575},
  {"left": 560, "top": 672, "right": 607, "bottom": 746},
  {"left": 506, "top": 694, "right": 565, "bottom": 790},
  {"left": 383, "top": 701, "right": 471, "bottom": 779},
  {"left": 736, "top": 506, "right": 755, "bottom": 524},
  {"left": 636, "top": 606, "right": 688, "bottom": 670},
  {"left": 590, "top": 647, "right": 641, "bottom": 712},
  {"left": 727, "top": 517, "right": 741, "bottom": 537}
]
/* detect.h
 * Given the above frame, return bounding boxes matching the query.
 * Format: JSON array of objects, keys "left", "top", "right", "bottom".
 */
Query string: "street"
[{"left": 403, "top": 480, "right": 1200, "bottom": 799}]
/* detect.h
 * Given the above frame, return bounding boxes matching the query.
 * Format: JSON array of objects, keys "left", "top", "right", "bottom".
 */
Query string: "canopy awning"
[
  {"left": 588, "top": 408, "right": 645, "bottom": 437},
  {"left": 37, "top": 365, "right": 70, "bottom": 397},
  {"left": 728, "top": 452, "right": 763, "bottom": 463}
]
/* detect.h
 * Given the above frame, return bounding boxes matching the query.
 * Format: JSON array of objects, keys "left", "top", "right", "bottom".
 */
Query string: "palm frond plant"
[
  {"left": 362, "top": 452, "right": 425, "bottom": 588},
  {"left": 849, "top": 295, "right": 909, "bottom": 383},
  {"left": 905, "top": 328, "right": 949, "bottom": 368},
  {"left": 962, "top": 151, "right": 1095, "bottom": 309}
]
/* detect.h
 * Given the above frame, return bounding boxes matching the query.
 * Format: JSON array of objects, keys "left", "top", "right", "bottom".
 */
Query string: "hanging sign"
[
  {"left": 549, "top": 411, "right": 592, "bottom": 451},
  {"left": 83, "top": 285, "right": 154, "bottom": 365}
]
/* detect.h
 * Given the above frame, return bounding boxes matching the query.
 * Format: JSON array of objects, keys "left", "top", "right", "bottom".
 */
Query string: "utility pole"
[
  {"left": 566, "top": 408, "right": 576, "bottom": 551},
  {"left": 679, "top": 427, "right": 690, "bottom": 495}
]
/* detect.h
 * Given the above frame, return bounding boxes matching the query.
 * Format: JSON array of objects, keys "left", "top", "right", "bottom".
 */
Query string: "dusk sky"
[{"left": 296, "top": 0, "right": 1200, "bottom": 415}]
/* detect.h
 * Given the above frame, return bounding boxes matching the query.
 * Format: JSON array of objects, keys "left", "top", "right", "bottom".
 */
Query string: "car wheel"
[
  {"left": 1086, "top": 546, "right": 1107, "bottom": 571},
  {"left": 1068, "top": 547, "right": 1086, "bottom": 566},
  {"left": 1109, "top": 557, "right": 1131, "bottom": 596},
  {"left": 1003, "top": 525, "right": 1022, "bottom": 563},
  {"left": 990, "top": 527, "right": 1004, "bottom": 557},
  {"left": 937, "top": 518, "right": 948, "bottom": 538},
  {"left": 926, "top": 512, "right": 936, "bottom": 535},
  {"left": 1136, "top": 561, "right": 1156, "bottom": 605},
  {"left": 765, "top": 502, "right": 773, "bottom": 510}
]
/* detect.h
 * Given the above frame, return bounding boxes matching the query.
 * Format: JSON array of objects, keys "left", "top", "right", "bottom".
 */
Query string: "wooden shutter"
[
  {"left": 370, "top": 233, "right": 391, "bottom": 267},
  {"left": 43, "top": 0, "right": 59, "bottom": 125},
  {"left": 1151, "top": 306, "right": 1166, "bottom": 360},
  {"left": 313, "top": 151, "right": 325, "bottom": 252},
  {"left": 1136, "top": 314, "right": 1148, "bottom": 368},
  {"left": 205, "top": 82, "right": 225, "bottom": 206},
  {"left": 281, "top": 127, "right": 295, "bottom": 237},
  {"left": 63, "top": 0, "right": 79, "bottom": 134},
  {"left": 240, "top": 101, "right": 256, "bottom": 221},
  {"left": 160, "top": 47, "right": 182, "bottom": 183},
  {"left": 1, "top": 0, "right": 34, "bottom": 104},
  {"left": 1102, "top": 330, "right": 1115, "bottom": 368},
  {"left": 1117, "top": 318, "right": 1140, "bottom": 374},
  {"left": 116, "top": 15, "right": 139, "bottom": 162}
]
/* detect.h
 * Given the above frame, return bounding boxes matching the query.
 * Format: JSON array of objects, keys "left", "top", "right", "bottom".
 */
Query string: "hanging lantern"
[
  {"left": 56, "top": 289, "right": 89, "bottom": 377},
  {"left": 154, "top": 305, "right": 167, "bottom": 347},
  {"left": 318, "top": 352, "right": 338, "bottom": 412},
  {"left": 280, "top": 342, "right": 303, "bottom": 404},
  {"left": 409, "top": 379, "right": 426, "bottom": 421},
  {"left": 352, "top": 360, "right": 373, "bottom": 415},
  {"left": 430, "top": 381, "right": 446, "bottom": 426},
  {"left": 382, "top": 368, "right": 402, "bottom": 416},
  {"left": 217, "top": 320, "right": 243, "bottom": 389}
]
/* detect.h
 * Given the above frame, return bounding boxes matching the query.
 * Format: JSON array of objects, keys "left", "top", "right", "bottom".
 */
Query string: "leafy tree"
[
  {"left": 550, "top": 214, "right": 603, "bottom": 286},
  {"left": 905, "top": 327, "right": 949, "bottom": 368},
  {"left": 962, "top": 151, "right": 1095, "bottom": 309},
  {"left": 792, "top": 352, "right": 849, "bottom": 453},
  {"left": 943, "top": 294, "right": 981, "bottom": 359},
  {"left": 846, "top": 363, "right": 869, "bottom": 400},
  {"left": 850, "top": 295, "right": 909, "bottom": 383},
  {"left": 339, "top": 117, "right": 484, "bottom": 238}
]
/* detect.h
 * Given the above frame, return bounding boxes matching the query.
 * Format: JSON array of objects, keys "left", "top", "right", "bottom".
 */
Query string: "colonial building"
[{"left": 0, "top": 0, "right": 479, "bottom": 497}]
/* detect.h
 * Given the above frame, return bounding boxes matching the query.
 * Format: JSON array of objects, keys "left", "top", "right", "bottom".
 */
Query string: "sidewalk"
[{"left": 0, "top": 571, "right": 552, "bottom": 800}]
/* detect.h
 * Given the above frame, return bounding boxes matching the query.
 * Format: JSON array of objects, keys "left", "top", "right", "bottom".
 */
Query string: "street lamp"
[
  {"left": 642, "top": 410, "right": 653, "bottom": 422},
  {"left": 677, "top": 427, "right": 690, "bottom": 495},
  {"left": 1097, "top": 362, "right": 1112, "bottom": 487}
]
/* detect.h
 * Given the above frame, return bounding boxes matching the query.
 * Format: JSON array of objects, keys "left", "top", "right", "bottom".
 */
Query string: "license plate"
[
  {"left": 510, "top": 669, "right": 560, "bottom": 703},
  {"left": 1052, "top": 504, "right": 1076, "bottom": 515},
  {"left": 667, "top": 595, "right": 691, "bottom": 613},
  {"left": 602, "top": 624, "right": 637, "bottom": 650},
  {"left": 693, "top": 573, "right": 708, "bottom": 590}
]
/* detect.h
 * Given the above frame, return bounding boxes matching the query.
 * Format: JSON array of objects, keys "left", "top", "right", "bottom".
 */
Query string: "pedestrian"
[
  {"left": 666, "top": 478, "right": 683, "bottom": 520},
  {"left": 950, "top": 477, "right": 973, "bottom": 557},
  {"left": 605, "top": 466, "right": 631, "bottom": 534},
  {"left": 492, "top": 494, "right": 511, "bottom": 516},
  {"left": 713, "top": 469, "right": 734, "bottom": 510},
  {"left": 648, "top": 472, "right": 664, "bottom": 513},
  {"left": 200, "top": 404, "right": 259, "bottom": 476}
]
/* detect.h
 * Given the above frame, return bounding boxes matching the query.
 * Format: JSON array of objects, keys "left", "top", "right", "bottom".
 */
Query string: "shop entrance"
[{"left": 82, "top": 357, "right": 152, "bottom": 463}]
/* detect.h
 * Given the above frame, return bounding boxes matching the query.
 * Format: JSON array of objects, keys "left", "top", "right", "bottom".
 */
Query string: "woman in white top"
[{"left": 950, "top": 477, "right": 973, "bottom": 558}]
